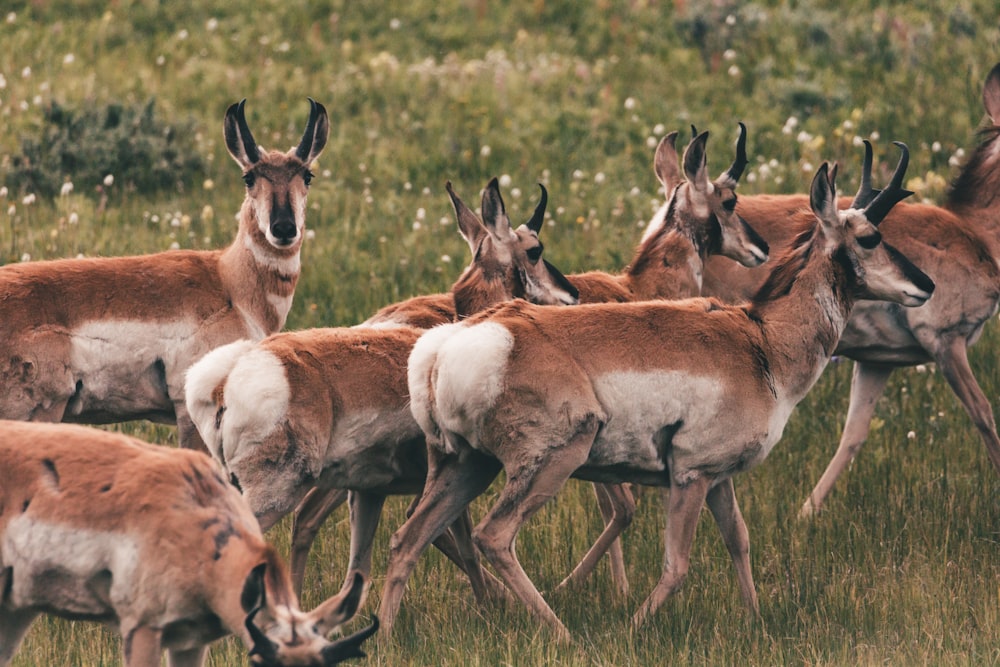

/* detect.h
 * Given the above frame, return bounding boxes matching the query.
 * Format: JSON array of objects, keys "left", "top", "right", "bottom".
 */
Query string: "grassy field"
[{"left": 3, "top": 1, "right": 1000, "bottom": 664}]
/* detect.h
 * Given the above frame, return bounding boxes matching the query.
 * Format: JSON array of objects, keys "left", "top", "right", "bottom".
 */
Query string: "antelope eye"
[
  {"left": 526, "top": 245, "right": 543, "bottom": 262},
  {"left": 857, "top": 232, "right": 882, "bottom": 249},
  {"left": 303, "top": 170, "right": 314, "bottom": 187},
  {"left": 242, "top": 173, "right": 256, "bottom": 189},
  {"left": 722, "top": 198, "right": 737, "bottom": 212}
]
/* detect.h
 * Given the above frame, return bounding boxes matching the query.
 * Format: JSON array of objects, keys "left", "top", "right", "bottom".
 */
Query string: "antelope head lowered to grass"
[
  {"left": 184, "top": 178, "right": 577, "bottom": 600},
  {"left": 0, "top": 99, "right": 328, "bottom": 450},
  {"left": 701, "top": 63, "right": 1000, "bottom": 517},
  {"left": 0, "top": 421, "right": 377, "bottom": 667},
  {"left": 377, "top": 145, "right": 933, "bottom": 641}
]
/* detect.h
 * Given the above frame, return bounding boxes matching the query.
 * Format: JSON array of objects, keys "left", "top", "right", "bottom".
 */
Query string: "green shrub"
[{"left": 7, "top": 99, "right": 205, "bottom": 200}]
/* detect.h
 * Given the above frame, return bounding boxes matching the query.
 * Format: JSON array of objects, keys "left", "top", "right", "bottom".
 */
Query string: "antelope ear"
[
  {"left": 983, "top": 62, "right": 1000, "bottom": 124},
  {"left": 480, "top": 177, "right": 512, "bottom": 240},
  {"left": 240, "top": 562, "right": 268, "bottom": 613},
  {"left": 809, "top": 162, "right": 839, "bottom": 230},
  {"left": 308, "top": 571, "right": 368, "bottom": 636},
  {"left": 224, "top": 99, "right": 261, "bottom": 170},
  {"left": 682, "top": 131, "right": 710, "bottom": 193},
  {"left": 447, "top": 181, "right": 487, "bottom": 253},
  {"left": 653, "top": 132, "right": 682, "bottom": 196}
]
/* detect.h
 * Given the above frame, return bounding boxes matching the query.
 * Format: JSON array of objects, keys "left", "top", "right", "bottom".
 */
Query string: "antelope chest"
[{"left": 1, "top": 514, "right": 141, "bottom": 619}]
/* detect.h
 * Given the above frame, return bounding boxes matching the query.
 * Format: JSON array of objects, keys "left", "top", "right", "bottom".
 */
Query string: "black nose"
[{"left": 270, "top": 219, "right": 296, "bottom": 243}]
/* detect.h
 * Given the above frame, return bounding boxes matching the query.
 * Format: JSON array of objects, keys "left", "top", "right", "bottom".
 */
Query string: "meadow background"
[{"left": 2, "top": 1, "right": 1000, "bottom": 664}]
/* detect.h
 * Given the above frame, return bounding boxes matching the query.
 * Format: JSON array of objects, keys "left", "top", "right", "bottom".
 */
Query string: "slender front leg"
[
  {"left": 344, "top": 490, "right": 387, "bottom": 586},
  {"left": 800, "top": 361, "right": 893, "bottom": 518},
  {"left": 291, "top": 486, "right": 350, "bottom": 596},
  {"left": 705, "top": 477, "right": 758, "bottom": 615},
  {"left": 632, "top": 475, "right": 711, "bottom": 628},
  {"left": 123, "top": 624, "right": 163, "bottom": 667},
  {"left": 935, "top": 337, "right": 1000, "bottom": 474},
  {"left": 0, "top": 608, "right": 39, "bottom": 667},
  {"left": 379, "top": 447, "right": 501, "bottom": 636},
  {"left": 474, "top": 423, "right": 597, "bottom": 644},
  {"left": 556, "top": 482, "right": 634, "bottom": 595}
]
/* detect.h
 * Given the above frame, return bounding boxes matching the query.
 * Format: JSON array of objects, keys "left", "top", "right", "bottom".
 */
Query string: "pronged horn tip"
[{"left": 863, "top": 141, "right": 914, "bottom": 225}]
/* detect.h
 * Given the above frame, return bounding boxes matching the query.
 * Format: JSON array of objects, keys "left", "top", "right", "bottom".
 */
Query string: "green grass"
[{"left": 3, "top": 1, "right": 1000, "bottom": 664}]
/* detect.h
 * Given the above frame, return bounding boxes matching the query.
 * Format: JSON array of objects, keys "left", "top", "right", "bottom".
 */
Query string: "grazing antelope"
[
  {"left": 702, "top": 64, "right": 1000, "bottom": 517},
  {"left": 0, "top": 99, "right": 328, "bottom": 450},
  {"left": 378, "top": 146, "right": 934, "bottom": 641},
  {"left": 0, "top": 420, "right": 377, "bottom": 667},
  {"left": 285, "top": 127, "right": 770, "bottom": 596},
  {"left": 185, "top": 178, "right": 578, "bottom": 601}
]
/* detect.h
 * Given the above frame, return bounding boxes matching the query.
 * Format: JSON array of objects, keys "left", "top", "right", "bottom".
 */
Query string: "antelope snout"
[{"left": 270, "top": 218, "right": 298, "bottom": 246}]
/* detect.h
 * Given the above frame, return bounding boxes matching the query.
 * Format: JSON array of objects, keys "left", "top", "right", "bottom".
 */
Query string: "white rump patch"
[
  {"left": 184, "top": 339, "right": 258, "bottom": 461},
  {"left": 431, "top": 321, "right": 514, "bottom": 452},
  {"left": 407, "top": 323, "right": 465, "bottom": 441},
  {"left": 218, "top": 347, "right": 291, "bottom": 465}
]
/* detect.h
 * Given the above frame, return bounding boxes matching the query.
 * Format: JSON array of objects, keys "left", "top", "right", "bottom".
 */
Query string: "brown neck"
[
  {"left": 747, "top": 231, "right": 855, "bottom": 400},
  {"left": 219, "top": 215, "right": 301, "bottom": 337}
]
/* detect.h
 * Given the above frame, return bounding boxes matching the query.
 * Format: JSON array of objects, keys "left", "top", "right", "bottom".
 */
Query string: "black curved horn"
[
  {"left": 295, "top": 98, "right": 329, "bottom": 163},
  {"left": 863, "top": 141, "right": 914, "bottom": 225},
  {"left": 723, "top": 121, "right": 749, "bottom": 184},
  {"left": 244, "top": 606, "right": 279, "bottom": 663},
  {"left": 228, "top": 99, "right": 261, "bottom": 165},
  {"left": 526, "top": 184, "right": 548, "bottom": 233},
  {"left": 321, "top": 615, "right": 380, "bottom": 665},
  {"left": 850, "top": 140, "right": 881, "bottom": 209}
]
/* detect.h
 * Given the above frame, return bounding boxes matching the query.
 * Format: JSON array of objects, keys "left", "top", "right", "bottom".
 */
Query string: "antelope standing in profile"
[
  {"left": 0, "top": 421, "right": 377, "bottom": 667},
  {"left": 702, "top": 63, "right": 1000, "bottom": 517},
  {"left": 285, "top": 127, "right": 769, "bottom": 596},
  {"left": 185, "top": 178, "right": 578, "bottom": 601},
  {"left": 0, "top": 99, "right": 328, "bottom": 450},
  {"left": 378, "top": 147, "right": 934, "bottom": 641}
]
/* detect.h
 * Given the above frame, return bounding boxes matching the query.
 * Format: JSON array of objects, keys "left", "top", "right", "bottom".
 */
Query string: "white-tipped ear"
[
  {"left": 447, "top": 181, "right": 487, "bottom": 253},
  {"left": 653, "top": 131, "right": 682, "bottom": 196},
  {"left": 809, "top": 162, "right": 840, "bottom": 230}
]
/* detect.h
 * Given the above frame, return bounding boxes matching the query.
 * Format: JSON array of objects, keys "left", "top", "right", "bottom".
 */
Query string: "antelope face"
[
  {"left": 707, "top": 184, "right": 769, "bottom": 267},
  {"left": 244, "top": 569, "right": 377, "bottom": 666},
  {"left": 224, "top": 98, "right": 329, "bottom": 254},
  {"left": 673, "top": 127, "right": 769, "bottom": 268},
  {"left": 512, "top": 223, "right": 579, "bottom": 306},
  {"left": 837, "top": 211, "right": 935, "bottom": 306},
  {"left": 242, "top": 156, "right": 314, "bottom": 251},
  {"left": 810, "top": 151, "right": 935, "bottom": 308}
]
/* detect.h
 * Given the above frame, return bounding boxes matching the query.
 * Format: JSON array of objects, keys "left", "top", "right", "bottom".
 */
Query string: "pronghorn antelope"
[
  {"left": 378, "top": 147, "right": 934, "bottom": 641},
  {"left": 285, "top": 127, "right": 770, "bottom": 596},
  {"left": 702, "top": 63, "right": 1000, "bottom": 517},
  {"left": 184, "top": 178, "right": 578, "bottom": 601},
  {"left": 0, "top": 420, "right": 377, "bottom": 667},
  {"left": 0, "top": 99, "right": 328, "bottom": 450}
]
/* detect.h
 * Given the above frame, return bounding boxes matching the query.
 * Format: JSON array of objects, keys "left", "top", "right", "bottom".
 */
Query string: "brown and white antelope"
[
  {"left": 702, "top": 64, "right": 1000, "bottom": 517},
  {"left": 0, "top": 99, "right": 328, "bottom": 450},
  {"left": 0, "top": 420, "right": 377, "bottom": 667},
  {"left": 184, "top": 178, "right": 578, "bottom": 601},
  {"left": 284, "top": 127, "right": 770, "bottom": 596},
  {"left": 378, "top": 146, "right": 934, "bottom": 641}
]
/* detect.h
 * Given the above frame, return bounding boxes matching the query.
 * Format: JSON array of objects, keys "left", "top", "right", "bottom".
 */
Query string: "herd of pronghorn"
[{"left": 2, "top": 59, "right": 1000, "bottom": 664}]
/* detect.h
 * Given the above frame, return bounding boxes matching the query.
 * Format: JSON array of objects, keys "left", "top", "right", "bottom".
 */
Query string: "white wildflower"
[
  {"left": 305, "top": 229, "right": 316, "bottom": 240},
  {"left": 624, "top": 97, "right": 637, "bottom": 111},
  {"left": 20, "top": 253, "right": 30, "bottom": 262},
  {"left": 416, "top": 207, "right": 426, "bottom": 221},
  {"left": 63, "top": 53, "right": 75, "bottom": 65},
  {"left": 22, "top": 193, "right": 35, "bottom": 205},
  {"left": 60, "top": 181, "right": 74, "bottom": 196},
  {"left": 441, "top": 254, "right": 452, "bottom": 263},
  {"left": 594, "top": 172, "right": 606, "bottom": 184},
  {"left": 103, "top": 174, "right": 114, "bottom": 187},
  {"left": 499, "top": 174, "right": 512, "bottom": 188},
  {"left": 480, "top": 145, "right": 492, "bottom": 157},
  {"left": 206, "top": 17, "right": 219, "bottom": 31}
]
